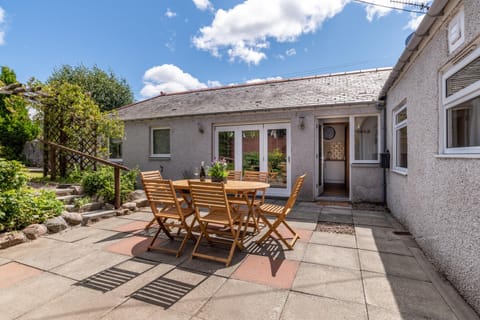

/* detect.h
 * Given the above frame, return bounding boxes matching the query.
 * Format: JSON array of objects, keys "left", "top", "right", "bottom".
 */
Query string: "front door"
[{"left": 214, "top": 123, "right": 291, "bottom": 197}]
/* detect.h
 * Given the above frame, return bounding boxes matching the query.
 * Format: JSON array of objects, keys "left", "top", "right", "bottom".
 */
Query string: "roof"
[
  {"left": 380, "top": 0, "right": 448, "bottom": 97},
  {"left": 117, "top": 68, "right": 391, "bottom": 121}
]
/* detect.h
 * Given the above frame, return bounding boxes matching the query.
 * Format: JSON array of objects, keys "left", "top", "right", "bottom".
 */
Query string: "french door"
[{"left": 214, "top": 123, "right": 291, "bottom": 197}]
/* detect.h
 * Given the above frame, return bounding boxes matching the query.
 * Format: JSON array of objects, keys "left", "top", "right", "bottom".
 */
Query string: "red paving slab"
[
  {"left": 113, "top": 220, "right": 151, "bottom": 233},
  {"left": 104, "top": 235, "right": 164, "bottom": 256},
  {"left": 0, "top": 262, "right": 43, "bottom": 289},
  {"left": 232, "top": 254, "right": 299, "bottom": 289},
  {"left": 271, "top": 226, "right": 313, "bottom": 243}
]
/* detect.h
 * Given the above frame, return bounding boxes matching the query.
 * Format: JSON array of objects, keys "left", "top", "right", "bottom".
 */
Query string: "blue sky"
[{"left": 0, "top": 0, "right": 428, "bottom": 101}]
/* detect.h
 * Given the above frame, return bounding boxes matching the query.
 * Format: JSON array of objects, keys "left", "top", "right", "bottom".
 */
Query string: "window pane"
[
  {"left": 447, "top": 96, "right": 480, "bottom": 148},
  {"left": 396, "top": 108, "right": 407, "bottom": 124},
  {"left": 242, "top": 130, "right": 259, "bottom": 173},
  {"left": 396, "top": 126, "right": 408, "bottom": 168},
  {"left": 267, "top": 129, "right": 287, "bottom": 189},
  {"left": 446, "top": 56, "right": 480, "bottom": 97},
  {"left": 153, "top": 129, "right": 170, "bottom": 154},
  {"left": 354, "top": 116, "right": 378, "bottom": 160},
  {"left": 218, "top": 131, "right": 235, "bottom": 170},
  {"left": 109, "top": 138, "right": 122, "bottom": 159}
]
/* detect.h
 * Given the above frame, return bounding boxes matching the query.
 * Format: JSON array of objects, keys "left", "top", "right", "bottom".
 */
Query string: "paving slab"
[
  {"left": 115, "top": 257, "right": 158, "bottom": 274},
  {"left": 354, "top": 226, "right": 399, "bottom": 240},
  {"left": 113, "top": 220, "right": 150, "bottom": 233},
  {"left": 5, "top": 239, "right": 93, "bottom": 271},
  {"left": 0, "top": 272, "right": 75, "bottom": 319},
  {"left": 281, "top": 291, "right": 368, "bottom": 320},
  {"left": 303, "top": 243, "right": 360, "bottom": 270},
  {"left": 292, "top": 262, "right": 365, "bottom": 304},
  {"left": 367, "top": 304, "right": 425, "bottom": 320},
  {"left": 100, "top": 298, "right": 191, "bottom": 320},
  {"left": 74, "top": 228, "right": 128, "bottom": 248},
  {"left": 359, "top": 250, "right": 429, "bottom": 281},
  {"left": 18, "top": 286, "right": 125, "bottom": 320},
  {"left": 362, "top": 271, "right": 457, "bottom": 320},
  {"left": 321, "top": 207, "right": 352, "bottom": 215},
  {"left": 197, "top": 278, "right": 289, "bottom": 320},
  {"left": 309, "top": 231, "right": 357, "bottom": 248},
  {"left": 232, "top": 254, "right": 299, "bottom": 289},
  {"left": 170, "top": 275, "right": 227, "bottom": 316},
  {"left": 269, "top": 226, "right": 313, "bottom": 243},
  {"left": 286, "top": 209, "right": 319, "bottom": 222},
  {"left": 0, "top": 257, "right": 10, "bottom": 266},
  {"left": 89, "top": 217, "right": 138, "bottom": 230},
  {"left": 51, "top": 250, "right": 130, "bottom": 280},
  {"left": 179, "top": 247, "right": 244, "bottom": 277},
  {"left": 283, "top": 219, "right": 318, "bottom": 231},
  {"left": 0, "top": 262, "right": 43, "bottom": 289},
  {"left": 45, "top": 225, "right": 106, "bottom": 243},
  {"left": 318, "top": 213, "right": 354, "bottom": 224},
  {"left": 356, "top": 235, "right": 412, "bottom": 256},
  {"left": 352, "top": 210, "right": 387, "bottom": 218},
  {"left": 353, "top": 216, "right": 392, "bottom": 228},
  {"left": 106, "top": 263, "right": 174, "bottom": 298},
  {"left": 117, "top": 210, "right": 153, "bottom": 222}
]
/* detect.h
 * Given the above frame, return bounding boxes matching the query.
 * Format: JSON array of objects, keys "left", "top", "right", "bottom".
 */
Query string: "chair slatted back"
[
  {"left": 142, "top": 179, "right": 178, "bottom": 207},
  {"left": 243, "top": 170, "right": 268, "bottom": 183},
  {"left": 227, "top": 170, "right": 242, "bottom": 181},
  {"left": 140, "top": 170, "right": 163, "bottom": 181},
  {"left": 188, "top": 181, "right": 229, "bottom": 211},
  {"left": 283, "top": 174, "right": 306, "bottom": 215}
]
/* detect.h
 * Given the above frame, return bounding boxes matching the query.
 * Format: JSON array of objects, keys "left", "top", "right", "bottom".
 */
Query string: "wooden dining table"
[{"left": 172, "top": 179, "right": 270, "bottom": 235}]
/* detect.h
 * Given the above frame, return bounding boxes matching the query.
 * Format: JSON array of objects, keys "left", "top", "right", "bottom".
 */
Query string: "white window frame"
[
  {"left": 350, "top": 114, "right": 381, "bottom": 164},
  {"left": 441, "top": 46, "right": 480, "bottom": 154},
  {"left": 393, "top": 105, "right": 408, "bottom": 174},
  {"left": 150, "top": 127, "right": 171, "bottom": 158}
]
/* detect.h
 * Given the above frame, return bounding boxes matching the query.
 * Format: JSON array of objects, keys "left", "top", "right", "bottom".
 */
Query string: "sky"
[{"left": 0, "top": 0, "right": 430, "bottom": 102}]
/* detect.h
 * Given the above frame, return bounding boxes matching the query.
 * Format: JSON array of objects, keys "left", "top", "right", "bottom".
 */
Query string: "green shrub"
[
  {"left": 82, "top": 167, "right": 138, "bottom": 203},
  {"left": 0, "top": 189, "right": 63, "bottom": 232},
  {"left": 0, "top": 159, "right": 28, "bottom": 191}
]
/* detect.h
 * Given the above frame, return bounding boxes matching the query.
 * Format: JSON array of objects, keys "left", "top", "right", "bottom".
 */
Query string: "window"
[
  {"left": 442, "top": 47, "right": 480, "bottom": 154},
  {"left": 109, "top": 137, "right": 122, "bottom": 160},
  {"left": 393, "top": 105, "right": 408, "bottom": 173},
  {"left": 151, "top": 128, "right": 170, "bottom": 157},
  {"left": 354, "top": 115, "right": 379, "bottom": 162}
]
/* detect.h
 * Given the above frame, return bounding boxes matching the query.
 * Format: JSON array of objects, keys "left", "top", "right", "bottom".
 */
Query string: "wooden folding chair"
[
  {"left": 256, "top": 174, "right": 306, "bottom": 249},
  {"left": 188, "top": 181, "right": 245, "bottom": 267},
  {"left": 142, "top": 178, "right": 196, "bottom": 257},
  {"left": 227, "top": 170, "right": 242, "bottom": 180},
  {"left": 140, "top": 171, "right": 163, "bottom": 229}
]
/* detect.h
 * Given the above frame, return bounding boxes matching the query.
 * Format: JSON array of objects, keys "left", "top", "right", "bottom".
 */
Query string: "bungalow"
[
  {"left": 116, "top": 0, "right": 479, "bottom": 313},
  {"left": 116, "top": 68, "right": 390, "bottom": 202}
]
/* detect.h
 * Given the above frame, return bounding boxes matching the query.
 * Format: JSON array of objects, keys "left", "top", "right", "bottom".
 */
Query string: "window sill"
[
  {"left": 149, "top": 155, "right": 171, "bottom": 160},
  {"left": 435, "top": 154, "right": 480, "bottom": 159},
  {"left": 391, "top": 168, "right": 408, "bottom": 176}
]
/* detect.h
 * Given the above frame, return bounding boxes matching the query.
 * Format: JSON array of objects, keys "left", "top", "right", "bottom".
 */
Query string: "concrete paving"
[{"left": 0, "top": 203, "right": 477, "bottom": 320}]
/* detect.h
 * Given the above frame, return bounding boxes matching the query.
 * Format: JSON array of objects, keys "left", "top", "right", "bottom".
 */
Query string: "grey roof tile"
[{"left": 117, "top": 68, "right": 391, "bottom": 121}]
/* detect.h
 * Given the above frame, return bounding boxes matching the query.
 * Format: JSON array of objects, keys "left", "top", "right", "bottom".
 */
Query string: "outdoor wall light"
[
  {"left": 299, "top": 116, "right": 305, "bottom": 130},
  {"left": 197, "top": 122, "right": 205, "bottom": 134}
]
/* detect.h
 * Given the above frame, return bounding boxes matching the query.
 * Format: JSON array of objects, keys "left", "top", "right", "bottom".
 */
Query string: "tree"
[
  {"left": 0, "top": 67, "right": 40, "bottom": 160},
  {"left": 47, "top": 65, "right": 134, "bottom": 111}
]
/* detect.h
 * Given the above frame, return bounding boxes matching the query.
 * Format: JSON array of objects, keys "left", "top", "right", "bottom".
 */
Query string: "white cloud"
[
  {"left": 193, "top": 0, "right": 349, "bottom": 64},
  {"left": 193, "top": 0, "right": 213, "bottom": 11},
  {"left": 405, "top": 13, "right": 425, "bottom": 31},
  {"left": 246, "top": 76, "right": 282, "bottom": 84},
  {"left": 0, "top": 31, "right": 4, "bottom": 46},
  {"left": 165, "top": 8, "right": 177, "bottom": 18},
  {"left": 286, "top": 48, "right": 296, "bottom": 56},
  {"left": 140, "top": 64, "right": 208, "bottom": 98},
  {"left": 207, "top": 80, "right": 222, "bottom": 87},
  {"left": 0, "top": 7, "right": 4, "bottom": 22}
]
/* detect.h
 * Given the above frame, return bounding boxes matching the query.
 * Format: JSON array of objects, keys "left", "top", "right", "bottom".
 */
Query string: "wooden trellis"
[{"left": 43, "top": 104, "right": 101, "bottom": 179}]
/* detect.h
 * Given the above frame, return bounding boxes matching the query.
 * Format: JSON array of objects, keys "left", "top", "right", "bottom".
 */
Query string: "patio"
[{"left": 0, "top": 202, "right": 473, "bottom": 320}]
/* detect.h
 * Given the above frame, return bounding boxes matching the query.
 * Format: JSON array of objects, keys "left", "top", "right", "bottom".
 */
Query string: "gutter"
[{"left": 379, "top": 0, "right": 449, "bottom": 97}]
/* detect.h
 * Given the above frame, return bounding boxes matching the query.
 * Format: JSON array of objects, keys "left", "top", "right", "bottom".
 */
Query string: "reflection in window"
[
  {"left": 447, "top": 96, "right": 480, "bottom": 148},
  {"left": 354, "top": 116, "right": 378, "bottom": 161},
  {"left": 109, "top": 138, "right": 122, "bottom": 160},
  {"left": 268, "top": 129, "right": 287, "bottom": 188},
  {"left": 242, "top": 130, "right": 259, "bottom": 172},
  {"left": 152, "top": 128, "right": 170, "bottom": 156},
  {"left": 219, "top": 131, "right": 235, "bottom": 170}
]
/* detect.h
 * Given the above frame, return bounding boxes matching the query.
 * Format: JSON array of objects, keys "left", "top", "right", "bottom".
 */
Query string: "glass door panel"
[
  {"left": 264, "top": 123, "right": 291, "bottom": 196},
  {"left": 218, "top": 130, "right": 235, "bottom": 170},
  {"left": 242, "top": 129, "right": 260, "bottom": 173}
]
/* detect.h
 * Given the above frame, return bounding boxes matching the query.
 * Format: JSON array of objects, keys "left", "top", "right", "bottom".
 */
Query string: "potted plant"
[{"left": 208, "top": 159, "right": 228, "bottom": 183}]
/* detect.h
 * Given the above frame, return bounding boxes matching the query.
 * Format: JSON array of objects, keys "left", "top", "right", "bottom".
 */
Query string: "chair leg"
[{"left": 148, "top": 225, "right": 163, "bottom": 250}]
